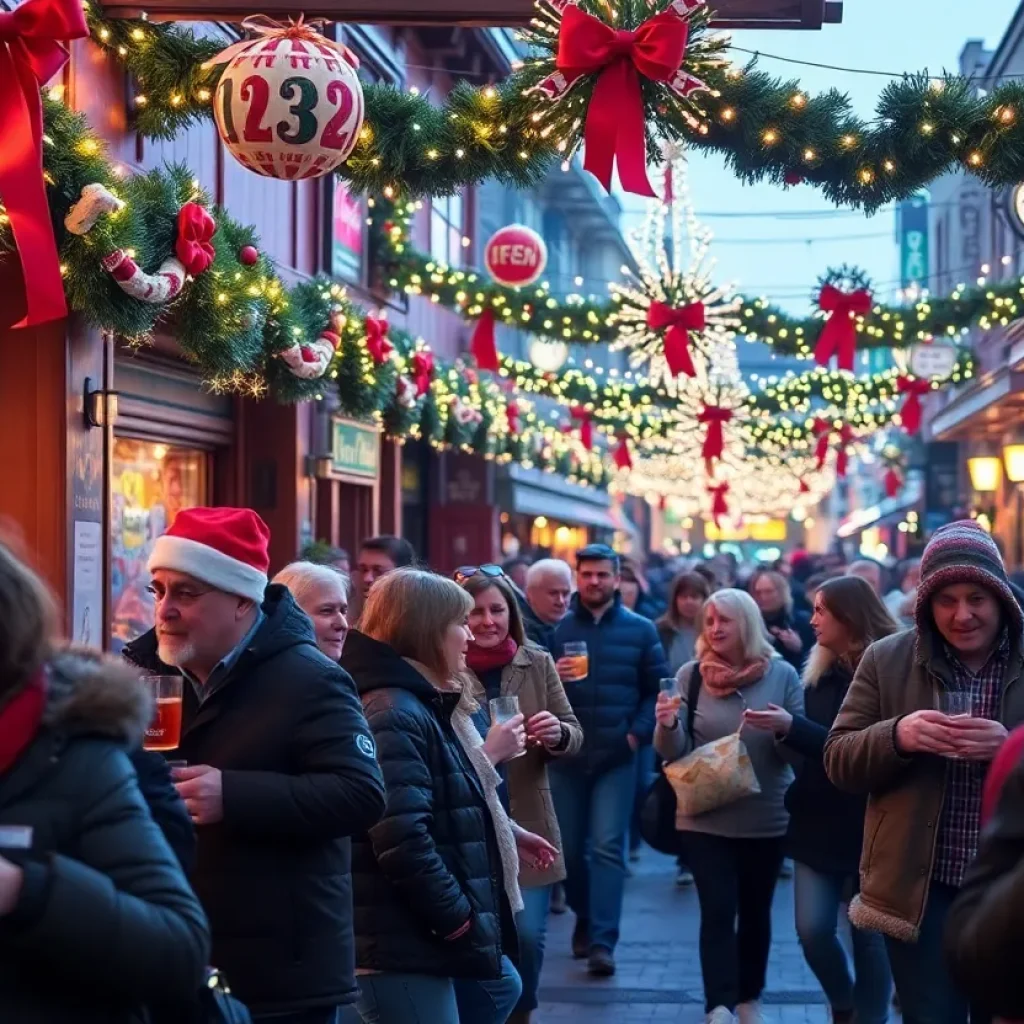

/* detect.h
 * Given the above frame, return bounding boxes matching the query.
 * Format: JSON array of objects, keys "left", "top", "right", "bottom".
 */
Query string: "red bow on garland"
[
  {"left": 698, "top": 404, "right": 732, "bottom": 465},
  {"left": 0, "top": 0, "right": 88, "bottom": 327},
  {"left": 896, "top": 376, "right": 932, "bottom": 435},
  {"left": 364, "top": 315, "right": 393, "bottom": 364},
  {"left": 470, "top": 308, "right": 500, "bottom": 371},
  {"left": 506, "top": 400, "right": 521, "bottom": 435},
  {"left": 411, "top": 350, "right": 434, "bottom": 397},
  {"left": 813, "top": 284, "right": 873, "bottom": 373},
  {"left": 646, "top": 300, "right": 706, "bottom": 377},
  {"left": 175, "top": 202, "right": 217, "bottom": 276},
  {"left": 884, "top": 467, "right": 903, "bottom": 499},
  {"left": 571, "top": 406, "right": 594, "bottom": 450},
  {"left": 708, "top": 482, "right": 729, "bottom": 528},
  {"left": 553, "top": 4, "right": 696, "bottom": 196},
  {"left": 812, "top": 418, "right": 854, "bottom": 477},
  {"left": 613, "top": 435, "right": 633, "bottom": 470}
]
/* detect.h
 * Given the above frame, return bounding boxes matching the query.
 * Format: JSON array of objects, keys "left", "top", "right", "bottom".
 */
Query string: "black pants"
[
  {"left": 680, "top": 832, "right": 785, "bottom": 1012},
  {"left": 252, "top": 1010, "right": 338, "bottom": 1024}
]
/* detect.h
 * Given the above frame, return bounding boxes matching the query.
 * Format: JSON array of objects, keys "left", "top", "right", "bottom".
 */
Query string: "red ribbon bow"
[
  {"left": 896, "top": 375, "right": 931, "bottom": 435},
  {"left": 506, "top": 400, "right": 520, "bottom": 435},
  {"left": 0, "top": 0, "right": 88, "bottom": 327},
  {"left": 698, "top": 404, "right": 733, "bottom": 464},
  {"left": 884, "top": 467, "right": 903, "bottom": 499},
  {"left": 571, "top": 407, "right": 594, "bottom": 450},
  {"left": 364, "top": 315, "right": 393, "bottom": 364},
  {"left": 812, "top": 419, "right": 854, "bottom": 477},
  {"left": 707, "top": 482, "right": 729, "bottom": 528},
  {"left": 646, "top": 300, "right": 706, "bottom": 377},
  {"left": 613, "top": 435, "right": 633, "bottom": 471},
  {"left": 556, "top": 4, "right": 690, "bottom": 196},
  {"left": 470, "top": 308, "right": 500, "bottom": 371},
  {"left": 813, "top": 284, "right": 872, "bottom": 372},
  {"left": 175, "top": 202, "right": 217, "bottom": 277},
  {"left": 411, "top": 350, "right": 434, "bottom": 397}
]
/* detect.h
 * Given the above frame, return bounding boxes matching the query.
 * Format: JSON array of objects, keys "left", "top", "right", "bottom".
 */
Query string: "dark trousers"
[
  {"left": 253, "top": 1010, "right": 338, "bottom": 1024},
  {"left": 680, "top": 832, "right": 785, "bottom": 1013}
]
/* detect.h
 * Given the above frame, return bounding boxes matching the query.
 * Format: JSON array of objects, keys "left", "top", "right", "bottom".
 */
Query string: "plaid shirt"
[{"left": 933, "top": 631, "right": 1008, "bottom": 887}]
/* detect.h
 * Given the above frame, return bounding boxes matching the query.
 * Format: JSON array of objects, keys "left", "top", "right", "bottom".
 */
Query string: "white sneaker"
[
  {"left": 736, "top": 1001, "right": 763, "bottom": 1024},
  {"left": 706, "top": 1007, "right": 736, "bottom": 1024}
]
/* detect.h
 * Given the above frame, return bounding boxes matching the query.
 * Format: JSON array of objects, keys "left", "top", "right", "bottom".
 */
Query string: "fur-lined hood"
[
  {"left": 801, "top": 644, "right": 859, "bottom": 689},
  {"left": 42, "top": 648, "right": 153, "bottom": 748}
]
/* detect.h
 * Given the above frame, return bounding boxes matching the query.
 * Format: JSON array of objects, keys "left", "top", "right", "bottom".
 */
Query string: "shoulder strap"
[{"left": 686, "top": 664, "right": 701, "bottom": 741}]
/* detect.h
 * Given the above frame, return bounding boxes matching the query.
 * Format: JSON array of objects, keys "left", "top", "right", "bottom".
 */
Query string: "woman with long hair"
[
  {"left": 341, "top": 568, "right": 523, "bottom": 1024},
  {"left": 654, "top": 589, "right": 803, "bottom": 1024},
  {"left": 273, "top": 561, "right": 350, "bottom": 660},
  {"left": 745, "top": 575, "right": 897, "bottom": 1024},
  {"left": 657, "top": 571, "right": 712, "bottom": 675},
  {"left": 749, "top": 569, "right": 814, "bottom": 671},
  {"left": 457, "top": 570, "right": 583, "bottom": 1024}
]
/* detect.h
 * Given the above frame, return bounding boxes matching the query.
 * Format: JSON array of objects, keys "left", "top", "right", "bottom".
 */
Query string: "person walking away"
[
  {"left": 749, "top": 569, "right": 814, "bottom": 672},
  {"left": 342, "top": 569, "right": 523, "bottom": 1024},
  {"left": 523, "top": 559, "right": 573, "bottom": 652},
  {"left": 458, "top": 571, "right": 584, "bottom": 1023},
  {"left": 0, "top": 542, "right": 210, "bottom": 1022},
  {"left": 552, "top": 544, "right": 668, "bottom": 977},
  {"left": 654, "top": 588, "right": 803, "bottom": 1024},
  {"left": 124, "top": 507, "right": 386, "bottom": 1024},
  {"left": 658, "top": 572, "right": 712, "bottom": 675},
  {"left": 274, "top": 561, "right": 351, "bottom": 659},
  {"left": 825, "top": 520, "right": 1024, "bottom": 1024},
  {"left": 745, "top": 577, "right": 896, "bottom": 1024}
]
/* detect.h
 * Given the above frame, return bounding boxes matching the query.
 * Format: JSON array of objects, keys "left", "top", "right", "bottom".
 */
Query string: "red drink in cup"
[{"left": 143, "top": 676, "right": 184, "bottom": 751}]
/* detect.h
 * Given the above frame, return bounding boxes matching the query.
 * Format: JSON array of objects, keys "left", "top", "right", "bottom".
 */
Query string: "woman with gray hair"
[{"left": 273, "top": 560, "right": 350, "bottom": 660}]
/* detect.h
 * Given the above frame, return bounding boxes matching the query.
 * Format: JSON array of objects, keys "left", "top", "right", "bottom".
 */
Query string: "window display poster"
[
  {"left": 72, "top": 520, "right": 103, "bottom": 648},
  {"left": 110, "top": 440, "right": 205, "bottom": 652},
  {"left": 332, "top": 179, "right": 364, "bottom": 282}
]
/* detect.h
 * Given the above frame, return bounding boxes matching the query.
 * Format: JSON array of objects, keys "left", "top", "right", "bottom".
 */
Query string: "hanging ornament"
[
  {"left": 812, "top": 418, "right": 854, "bottom": 477},
  {"left": 896, "top": 375, "right": 932, "bottom": 434},
  {"left": 708, "top": 481, "right": 729, "bottom": 528},
  {"left": 570, "top": 406, "right": 594, "bottom": 450},
  {"left": 364, "top": 314, "right": 393, "bottom": 364},
  {"left": 175, "top": 203, "right": 217, "bottom": 276},
  {"left": 205, "top": 16, "right": 364, "bottom": 181},
  {"left": 698, "top": 404, "right": 732, "bottom": 466},
  {"left": 470, "top": 309, "right": 500, "bottom": 371},
  {"left": 450, "top": 396, "right": 483, "bottom": 427},
  {"left": 238, "top": 244, "right": 260, "bottom": 266},
  {"left": 102, "top": 251, "right": 186, "bottom": 304},
  {"left": 279, "top": 304, "right": 342, "bottom": 379},
  {"left": 527, "top": 0, "right": 709, "bottom": 196},
  {"left": 484, "top": 225, "right": 547, "bottom": 287},
  {"left": 395, "top": 375, "right": 417, "bottom": 410},
  {"left": 884, "top": 467, "right": 903, "bottom": 499},
  {"left": 410, "top": 350, "right": 434, "bottom": 397},
  {"left": 613, "top": 435, "right": 633, "bottom": 471},
  {"left": 812, "top": 266, "right": 873, "bottom": 373},
  {"left": 506, "top": 400, "right": 521, "bottom": 435},
  {"left": 64, "top": 183, "right": 125, "bottom": 236},
  {"left": 646, "top": 300, "right": 705, "bottom": 378}
]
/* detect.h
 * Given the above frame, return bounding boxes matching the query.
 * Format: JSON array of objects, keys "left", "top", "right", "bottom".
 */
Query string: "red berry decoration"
[{"left": 239, "top": 245, "right": 259, "bottom": 266}]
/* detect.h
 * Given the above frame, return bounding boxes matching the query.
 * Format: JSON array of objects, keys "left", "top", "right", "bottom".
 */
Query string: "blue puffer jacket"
[{"left": 551, "top": 593, "right": 667, "bottom": 776}]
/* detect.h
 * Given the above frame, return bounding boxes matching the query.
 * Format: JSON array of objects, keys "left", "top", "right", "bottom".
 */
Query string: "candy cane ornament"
[
  {"left": 64, "top": 183, "right": 125, "bottom": 236},
  {"left": 101, "top": 250, "right": 187, "bottom": 304}
]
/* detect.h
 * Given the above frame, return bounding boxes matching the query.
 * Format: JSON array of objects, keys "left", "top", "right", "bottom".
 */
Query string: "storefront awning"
[
  {"left": 500, "top": 465, "right": 618, "bottom": 530},
  {"left": 836, "top": 476, "right": 924, "bottom": 538}
]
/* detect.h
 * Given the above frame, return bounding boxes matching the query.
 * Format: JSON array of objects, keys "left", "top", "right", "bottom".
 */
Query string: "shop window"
[
  {"left": 110, "top": 438, "right": 208, "bottom": 653},
  {"left": 431, "top": 193, "right": 464, "bottom": 266}
]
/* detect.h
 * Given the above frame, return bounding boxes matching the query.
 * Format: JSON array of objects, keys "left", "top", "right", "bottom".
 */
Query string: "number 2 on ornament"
[
  {"left": 320, "top": 80, "right": 354, "bottom": 151},
  {"left": 277, "top": 76, "right": 318, "bottom": 145},
  {"left": 241, "top": 75, "right": 273, "bottom": 143}
]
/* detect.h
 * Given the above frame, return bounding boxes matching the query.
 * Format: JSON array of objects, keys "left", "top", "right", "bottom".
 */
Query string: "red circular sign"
[{"left": 484, "top": 224, "right": 548, "bottom": 287}]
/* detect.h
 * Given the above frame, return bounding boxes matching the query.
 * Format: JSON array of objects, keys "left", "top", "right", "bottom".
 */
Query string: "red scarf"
[
  {"left": 466, "top": 636, "right": 519, "bottom": 674},
  {"left": 0, "top": 671, "right": 47, "bottom": 774}
]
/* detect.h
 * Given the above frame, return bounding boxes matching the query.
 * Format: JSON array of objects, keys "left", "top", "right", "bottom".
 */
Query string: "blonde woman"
[
  {"left": 341, "top": 569, "right": 523, "bottom": 1024},
  {"left": 273, "top": 561, "right": 350, "bottom": 660},
  {"left": 654, "top": 588, "right": 803, "bottom": 1024}
]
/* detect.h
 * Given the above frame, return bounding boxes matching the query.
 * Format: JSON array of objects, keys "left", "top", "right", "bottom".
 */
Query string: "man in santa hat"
[{"left": 124, "top": 506, "right": 385, "bottom": 1024}]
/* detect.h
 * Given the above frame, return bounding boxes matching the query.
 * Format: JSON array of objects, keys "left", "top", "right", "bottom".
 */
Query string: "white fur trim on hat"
[{"left": 148, "top": 535, "right": 268, "bottom": 604}]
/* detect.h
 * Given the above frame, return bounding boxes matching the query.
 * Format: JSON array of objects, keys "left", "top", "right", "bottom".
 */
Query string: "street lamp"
[
  {"left": 967, "top": 455, "right": 1001, "bottom": 492},
  {"left": 1004, "top": 443, "right": 1024, "bottom": 483}
]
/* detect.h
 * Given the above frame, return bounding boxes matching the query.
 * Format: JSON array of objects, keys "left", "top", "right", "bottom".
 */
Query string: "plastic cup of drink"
[
  {"left": 143, "top": 675, "right": 184, "bottom": 751},
  {"left": 489, "top": 695, "right": 526, "bottom": 759},
  {"left": 944, "top": 690, "right": 973, "bottom": 759},
  {"left": 562, "top": 641, "right": 588, "bottom": 681},
  {"left": 659, "top": 677, "right": 678, "bottom": 693}
]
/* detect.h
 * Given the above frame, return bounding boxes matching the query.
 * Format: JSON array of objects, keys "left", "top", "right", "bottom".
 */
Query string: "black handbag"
[{"left": 639, "top": 666, "right": 701, "bottom": 855}]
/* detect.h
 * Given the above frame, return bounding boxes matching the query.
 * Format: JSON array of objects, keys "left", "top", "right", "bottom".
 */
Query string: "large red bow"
[
  {"left": 708, "top": 482, "right": 729, "bottom": 528},
  {"left": 896, "top": 375, "right": 931, "bottom": 435},
  {"left": 698, "top": 404, "right": 732, "bottom": 464},
  {"left": 647, "top": 300, "right": 705, "bottom": 377},
  {"left": 411, "top": 350, "right": 434, "bottom": 397},
  {"left": 813, "top": 284, "right": 872, "bottom": 372},
  {"left": 571, "top": 406, "right": 594, "bottom": 450},
  {"left": 884, "top": 467, "right": 903, "bottom": 499},
  {"left": 470, "top": 308, "right": 500, "bottom": 371},
  {"left": 175, "top": 202, "right": 217, "bottom": 277},
  {"left": 613, "top": 434, "right": 633, "bottom": 470},
  {"left": 813, "top": 418, "right": 854, "bottom": 477},
  {"left": 555, "top": 4, "right": 690, "bottom": 196},
  {"left": 364, "top": 315, "right": 393, "bottom": 364},
  {"left": 0, "top": 0, "right": 88, "bottom": 327}
]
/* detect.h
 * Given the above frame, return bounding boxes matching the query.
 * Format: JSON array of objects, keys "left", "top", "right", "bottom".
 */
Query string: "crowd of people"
[{"left": 2, "top": 509, "right": 1024, "bottom": 1024}]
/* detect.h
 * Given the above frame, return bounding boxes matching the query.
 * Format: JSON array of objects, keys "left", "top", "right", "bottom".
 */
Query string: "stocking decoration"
[
  {"left": 896, "top": 376, "right": 931, "bottom": 435},
  {"left": 102, "top": 251, "right": 186, "bottom": 304},
  {"left": 470, "top": 309, "right": 500, "bottom": 371},
  {"left": 613, "top": 435, "right": 633, "bottom": 470}
]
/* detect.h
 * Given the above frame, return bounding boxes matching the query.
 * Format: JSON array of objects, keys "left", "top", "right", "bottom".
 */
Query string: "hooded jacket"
[
  {"left": 0, "top": 650, "right": 210, "bottom": 1023},
  {"left": 124, "top": 584, "right": 386, "bottom": 1016},
  {"left": 342, "top": 629, "right": 515, "bottom": 980}
]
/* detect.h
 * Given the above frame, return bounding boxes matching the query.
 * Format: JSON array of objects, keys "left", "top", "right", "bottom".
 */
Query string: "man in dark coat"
[
  {"left": 125, "top": 507, "right": 386, "bottom": 1024},
  {"left": 550, "top": 544, "right": 667, "bottom": 978},
  {"left": 522, "top": 558, "right": 573, "bottom": 651}
]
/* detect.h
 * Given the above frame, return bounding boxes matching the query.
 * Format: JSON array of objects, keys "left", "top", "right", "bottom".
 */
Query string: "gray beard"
[{"left": 158, "top": 641, "right": 197, "bottom": 670}]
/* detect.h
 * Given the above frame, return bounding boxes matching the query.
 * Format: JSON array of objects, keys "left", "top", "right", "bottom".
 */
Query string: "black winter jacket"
[
  {"left": 130, "top": 748, "right": 196, "bottom": 874},
  {"left": 762, "top": 608, "right": 816, "bottom": 672},
  {"left": 551, "top": 593, "right": 667, "bottom": 776},
  {"left": 124, "top": 585, "right": 386, "bottom": 1016},
  {"left": 342, "top": 630, "right": 514, "bottom": 980},
  {"left": 0, "top": 651, "right": 210, "bottom": 1023},
  {"left": 781, "top": 658, "right": 866, "bottom": 876}
]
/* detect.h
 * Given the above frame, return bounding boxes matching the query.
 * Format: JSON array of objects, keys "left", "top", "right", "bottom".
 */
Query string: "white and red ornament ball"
[
  {"left": 484, "top": 224, "right": 548, "bottom": 288},
  {"left": 208, "top": 22, "right": 365, "bottom": 181}
]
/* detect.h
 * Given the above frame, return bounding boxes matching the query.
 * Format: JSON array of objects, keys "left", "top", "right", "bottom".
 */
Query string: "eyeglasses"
[
  {"left": 453, "top": 564, "right": 504, "bottom": 586},
  {"left": 146, "top": 583, "right": 214, "bottom": 606}
]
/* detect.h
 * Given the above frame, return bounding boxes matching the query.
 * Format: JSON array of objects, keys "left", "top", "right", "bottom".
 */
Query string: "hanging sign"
[
  {"left": 484, "top": 225, "right": 548, "bottom": 287},
  {"left": 909, "top": 342, "right": 958, "bottom": 381}
]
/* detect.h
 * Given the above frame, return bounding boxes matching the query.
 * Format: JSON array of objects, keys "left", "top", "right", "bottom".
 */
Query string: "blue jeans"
[
  {"left": 515, "top": 885, "right": 552, "bottom": 1012},
  {"left": 885, "top": 882, "right": 986, "bottom": 1024},
  {"left": 550, "top": 756, "right": 637, "bottom": 952},
  {"left": 356, "top": 957, "right": 521, "bottom": 1024},
  {"left": 630, "top": 744, "right": 657, "bottom": 852},
  {"left": 793, "top": 863, "right": 891, "bottom": 1024}
]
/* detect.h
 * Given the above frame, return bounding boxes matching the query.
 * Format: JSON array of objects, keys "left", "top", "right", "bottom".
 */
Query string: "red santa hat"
[{"left": 148, "top": 507, "right": 270, "bottom": 605}]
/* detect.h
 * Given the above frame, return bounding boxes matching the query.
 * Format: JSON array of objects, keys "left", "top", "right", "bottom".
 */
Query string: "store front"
[{"left": 835, "top": 475, "right": 925, "bottom": 562}]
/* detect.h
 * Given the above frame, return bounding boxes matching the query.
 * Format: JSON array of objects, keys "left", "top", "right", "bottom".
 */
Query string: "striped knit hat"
[{"left": 915, "top": 519, "right": 1022, "bottom": 632}]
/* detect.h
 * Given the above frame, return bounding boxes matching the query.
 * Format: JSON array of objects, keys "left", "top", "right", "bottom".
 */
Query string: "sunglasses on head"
[{"left": 453, "top": 564, "right": 505, "bottom": 585}]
